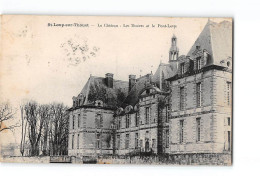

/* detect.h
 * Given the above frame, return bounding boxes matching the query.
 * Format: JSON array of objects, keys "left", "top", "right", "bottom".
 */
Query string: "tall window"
[
  {"left": 227, "top": 82, "right": 231, "bottom": 105},
  {"left": 125, "top": 134, "right": 129, "bottom": 149},
  {"left": 227, "top": 117, "right": 231, "bottom": 126},
  {"left": 96, "top": 114, "right": 101, "bottom": 129},
  {"left": 135, "top": 133, "right": 139, "bottom": 149},
  {"left": 196, "top": 118, "right": 201, "bottom": 142},
  {"left": 180, "top": 63, "right": 185, "bottom": 75},
  {"left": 117, "top": 135, "right": 120, "bottom": 149},
  {"left": 166, "top": 129, "right": 169, "bottom": 148},
  {"left": 180, "top": 87, "right": 185, "bottom": 110},
  {"left": 126, "top": 114, "right": 130, "bottom": 128},
  {"left": 152, "top": 139, "right": 156, "bottom": 148},
  {"left": 72, "top": 134, "right": 74, "bottom": 149},
  {"left": 228, "top": 131, "right": 231, "bottom": 151},
  {"left": 165, "top": 105, "right": 169, "bottom": 122},
  {"left": 196, "top": 82, "right": 202, "bottom": 107},
  {"left": 119, "top": 117, "right": 121, "bottom": 129},
  {"left": 78, "top": 114, "right": 80, "bottom": 128},
  {"left": 135, "top": 112, "right": 139, "bottom": 127},
  {"left": 117, "top": 117, "right": 121, "bottom": 129},
  {"left": 96, "top": 133, "right": 100, "bottom": 149},
  {"left": 140, "top": 140, "right": 143, "bottom": 148},
  {"left": 72, "top": 116, "right": 75, "bottom": 129},
  {"left": 145, "top": 107, "right": 150, "bottom": 124},
  {"left": 196, "top": 57, "right": 201, "bottom": 70},
  {"left": 77, "top": 134, "right": 80, "bottom": 149},
  {"left": 179, "top": 120, "right": 184, "bottom": 143}
]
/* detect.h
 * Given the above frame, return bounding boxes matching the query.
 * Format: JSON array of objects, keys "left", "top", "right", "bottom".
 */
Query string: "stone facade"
[
  {"left": 169, "top": 68, "right": 232, "bottom": 154},
  {"left": 68, "top": 107, "right": 115, "bottom": 156},
  {"left": 115, "top": 87, "right": 169, "bottom": 155},
  {"left": 67, "top": 20, "right": 232, "bottom": 163}
]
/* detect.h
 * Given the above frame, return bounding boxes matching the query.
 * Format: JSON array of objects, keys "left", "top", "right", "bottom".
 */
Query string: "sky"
[{"left": 0, "top": 16, "right": 231, "bottom": 144}]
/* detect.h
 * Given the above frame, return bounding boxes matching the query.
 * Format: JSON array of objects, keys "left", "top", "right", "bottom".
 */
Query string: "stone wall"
[{"left": 96, "top": 153, "right": 231, "bottom": 165}]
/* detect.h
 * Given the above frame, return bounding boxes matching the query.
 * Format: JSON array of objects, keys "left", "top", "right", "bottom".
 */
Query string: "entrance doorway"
[{"left": 145, "top": 141, "right": 149, "bottom": 152}]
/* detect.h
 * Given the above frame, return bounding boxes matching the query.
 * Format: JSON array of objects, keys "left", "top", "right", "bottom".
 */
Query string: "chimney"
[
  {"left": 105, "top": 73, "right": 114, "bottom": 88},
  {"left": 129, "top": 75, "right": 136, "bottom": 92}
]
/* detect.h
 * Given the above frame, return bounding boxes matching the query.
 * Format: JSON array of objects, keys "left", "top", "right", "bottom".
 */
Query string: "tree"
[
  {"left": 24, "top": 102, "right": 48, "bottom": 156},
  {"left": 20, "top": 106, "right": 28, "bottom": 156},
  {"left": 48, "top": 103, "right": 69, "bottom": 156},
  {"left": 0, "top": 102, "right": 18, "bottom": 133},
  {"left": 20, "top": 101, "right": 69, "bottom": 156}
]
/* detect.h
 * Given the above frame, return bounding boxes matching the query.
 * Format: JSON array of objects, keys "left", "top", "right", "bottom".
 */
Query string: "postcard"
[{"left": 0, "top": 15, "right": 232, "bottom": 165}]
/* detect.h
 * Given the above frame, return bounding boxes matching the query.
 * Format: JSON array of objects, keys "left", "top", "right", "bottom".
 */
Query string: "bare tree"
[
  {"left": 0, "top": 102, "right": 18, "bottom": 133},
  {"left": 24, "top": 102, "right": 48, "bottom": 156},
  {"left": 20, "top": 101, "right": 69, "bottom": 156},
  {"left": 49, "top": 103, "right": 69, "bottom": 156},
  {"left": 20, "top": 106, "right": 28, "bottom": 156}
]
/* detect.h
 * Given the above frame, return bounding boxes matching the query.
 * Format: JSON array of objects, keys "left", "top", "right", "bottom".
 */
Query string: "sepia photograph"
[{"left": 0, "top": 15, "right": 232, "bottom": 165}]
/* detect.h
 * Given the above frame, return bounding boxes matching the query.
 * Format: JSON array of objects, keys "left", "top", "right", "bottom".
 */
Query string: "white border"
[{"left": 1, "top": 0, "right": 260, "bottom": 176}]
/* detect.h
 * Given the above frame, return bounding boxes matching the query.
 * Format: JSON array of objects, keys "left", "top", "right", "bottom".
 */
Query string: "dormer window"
[
  {"left": 180, "top": 63, "right": 185, "bottom": 75},
  {"left": 196, "top": 57, "right": 201, "bottom": 70}
]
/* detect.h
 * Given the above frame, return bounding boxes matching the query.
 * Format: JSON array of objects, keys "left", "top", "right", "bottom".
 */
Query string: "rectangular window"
[
  {"left": 78, "top": 114, "right": 80, "bottom": 128},
  {"left": 72, "top": 134, "right": 74, "bottom": 149},
  {"left": 77, "top": 134, "right": 80, "bottom": 149},
  {"left": 125, "top": 134, "right": 129, "bottom": 149},
  {"left": 227, "top": 117, "right": 231, "bottom": 126},
  {"left": 145, "top": 107, "right": 150, "bottom": 124},
  {"left": 96, "top": 114, "right": 101, "bottom": 129},
  {"left": 165, "top": 105, "right": 169, "bottom": 122},
  {"left": 227, "top": 82, "right": 231, "bottom": 105},
  {"left": 196, "top": 57, "right": 201, "bottom": 70},
  {"left": 180, "top": 63, "right": 185, "bottom": 75},
  {"left": 135, "top": 133, "right": 139, "bottom": 149},
  {"left": 140, "top": 139, "right": 143, "bottom": 148},
  {"left": 196, "top": 82, "right": 202, "bottom": 107},
  {"left": 180, "top": 120, "right": 184, "bottom": 143},
  {"left": 117, "top": 135, "right": 120, "bottom": 149},
  {"left": 126, "top": 114, "right": 130, "bottom": 128},
  {"left": 152, "top": 139, "right": 156, "bottom": 148},
  {"left": 228, "top": 131, "right": 231, "bottom": 151},
  {"left": 180, "top": 87, "right": 185, "bottom": 110},
  {"left": 96, "top": 133, "right": 100, "bottom": 149},
  {"left": 72, "top": 116, "right": 75, "bottom": 129},
  {"left": 135, "top": 112, "right": 139, "bottom": 127},
  {"left": 166, "top": 129, "right": 169, "bottom": 148},
  {"left": 117, "top": 117, "right": 121, "bottom": 129},
  {"left": 196, "top": 118, "right": 201, "bottom": 142}
]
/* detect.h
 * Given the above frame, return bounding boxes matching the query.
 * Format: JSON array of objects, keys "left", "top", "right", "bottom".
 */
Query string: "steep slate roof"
[
  {"left": 121, "top": 74, "right": 151, "bottom": 107},
  {"left": 152, "top": 62, "right": 177, "bottom": 86},
  {"left": 78, "top": 76, "right": 128, "bottom": 107},
  {"left": 187, "top": 20, "right": 232, "bottom": 66}
]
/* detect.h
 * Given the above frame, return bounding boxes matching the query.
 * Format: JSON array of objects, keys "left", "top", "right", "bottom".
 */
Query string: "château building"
[{"left": 67, "top": 20, "right": 232, "bottom": 160}]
